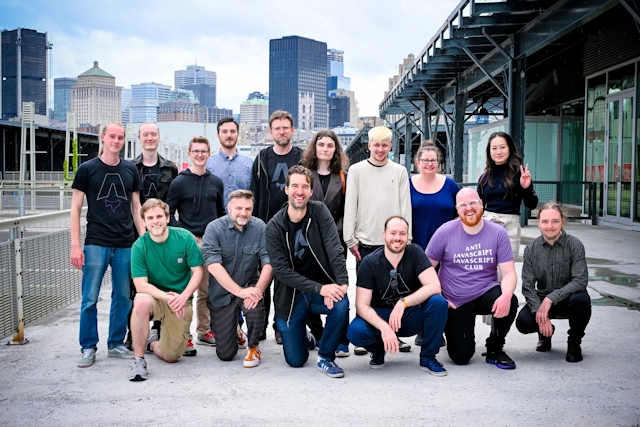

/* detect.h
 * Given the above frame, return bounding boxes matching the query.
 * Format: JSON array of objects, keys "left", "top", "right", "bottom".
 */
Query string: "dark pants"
[
  {"left": 445, "top": 285, "right": 518, "bottom": 365},
  {"left": 516, "top": 291, "right": 591, "bottom": 344},
  {"left": 210, "top": 295, "right": 265, "bottom": 361},
  {"left": 347, "top": 295, "right": 448, "bottom": 359},
  {"left": 275, "top": 292, "right": 349, "bottom": 367},
  {"left": 356, "top": 244, "right": 383, "bottom": 273}
]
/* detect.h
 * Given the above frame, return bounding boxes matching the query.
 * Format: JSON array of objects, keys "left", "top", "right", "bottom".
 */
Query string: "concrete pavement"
[{"left": 1, "top": 223, "right": 639, "bottom": 426}]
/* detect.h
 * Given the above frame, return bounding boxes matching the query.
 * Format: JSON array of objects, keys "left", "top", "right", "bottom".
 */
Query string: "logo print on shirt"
[
  {"left": 293, "top": 229, "right": 308, "bottom": 259},
  {"left": 272, "top": 163, "right": 289, "bottom": 191},
  {"left": 97, "top": 173, "right": 128, "bottom": 212},
  {"left": 143, "top": 173, "right": 158, "bottom": 198}
]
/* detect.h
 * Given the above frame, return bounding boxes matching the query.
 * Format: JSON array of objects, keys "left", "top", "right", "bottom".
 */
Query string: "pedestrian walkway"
[{"left": 1, "top": 223, "right": 639, "bottom": 426}]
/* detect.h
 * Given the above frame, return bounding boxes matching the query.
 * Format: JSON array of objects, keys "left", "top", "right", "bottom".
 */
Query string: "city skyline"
[{"left": 1, "top": 0, "right": 459, "bottom": 118}]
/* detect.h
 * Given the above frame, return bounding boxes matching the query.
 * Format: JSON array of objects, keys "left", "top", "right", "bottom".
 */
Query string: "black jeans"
[
  {"left": 516, "top": 291, "right": 591, "bottom": 344},
  {"left": 445, "top": 285, "right": 518, "bottom": 365}
]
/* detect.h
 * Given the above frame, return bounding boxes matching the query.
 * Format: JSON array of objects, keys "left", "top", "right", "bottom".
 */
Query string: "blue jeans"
[
  {"left": 275, "top": 291, "right": 349, "bottom": 367},
  {"left": 79, "top": 245, "right": 132, "bottom": 350},
  {"left": 347, "top": 295, "right": 448, "bottom": 359}
]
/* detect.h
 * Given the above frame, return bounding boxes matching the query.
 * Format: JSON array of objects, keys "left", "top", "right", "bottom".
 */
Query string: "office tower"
[
  {"left": 158, "top": 98, "right": 200, "bottom": 122},
  {"left": 174, "top": 65, "right": 216, "bottom": 89},
  {"left": 240, "top": 92, "right": 269, "bottom": 126},
  {"left": 327, "top": 76, "right": 351, "bottom": 91},
  {"left": 201, "top": 106, "right": 233, "bottom": 123},
  {"left": 327, "top": 48, "right": 344, "bottom": 77},
  {"left": 130, "top": 82, "right": 171, "bottom": 123},
  {"left": 183, "top": 83, "right": 216, "bottom": 109},
  {"left": 72, "top": 61, "right": 122, "bottom": 126},
  {"left": 328, "top": 95, "right": 350, "bottom": 128},
  {"left": 53, "top": 77, "right": 77, "bottom": 122},
  {"left": 329, "top": 88, "right": 357, "bottom": 128},
  {"left": 1, "top": 28, "right": 50, "bottom": 119},
  {"left": 269, "top": 36, "right": 327, "bottom": 130},
  {"left": 121, "top": 87, "right": 131, "bottom": 125}
]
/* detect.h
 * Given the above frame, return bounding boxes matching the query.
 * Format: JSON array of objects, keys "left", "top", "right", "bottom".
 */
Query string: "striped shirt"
[{"left": 521, "top": 230, "right": 588, "bottom": 313}]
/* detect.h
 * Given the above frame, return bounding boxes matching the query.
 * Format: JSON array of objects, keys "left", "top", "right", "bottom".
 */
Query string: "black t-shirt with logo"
[
  {"left": 357, "top": 244, "right": 432, "bottom": 308},
  {"left": 265, "top": 149, "right": 299, "bottom": 221},
  {"left": 287, "top": 214, "right": 328, "bottom": 286},
  {"left": 140, "top": 161, "right": 160, "bottom": 203}
]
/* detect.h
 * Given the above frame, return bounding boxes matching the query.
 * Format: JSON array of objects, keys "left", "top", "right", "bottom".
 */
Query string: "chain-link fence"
[
  {"left": 0, "top": 183, "right": 74, "bottom": 218},
  {"left": 0, "top": 209, "right": 111, "bottom": 341}
]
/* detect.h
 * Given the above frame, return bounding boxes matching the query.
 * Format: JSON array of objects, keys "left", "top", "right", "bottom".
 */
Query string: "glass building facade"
[
  {"left": 269, "top": 36, "right": 327, "bottom": 129},
  {"left": 53, "top": 77, "right": 77, "bottom": 122}
]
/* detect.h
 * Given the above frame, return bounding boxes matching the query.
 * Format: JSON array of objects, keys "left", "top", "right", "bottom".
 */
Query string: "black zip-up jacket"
[
  {"left": 250, "top": 145, "right": 303, "bottom": 222},
  {"left": 165, "top": 168, "right": 225, "bottom": 237},
  {"left": 131, "top": 153, "right": 178, "bottom": 202},
  {"left": 265, "top": 200, "right": 349, "bottom": 324}
]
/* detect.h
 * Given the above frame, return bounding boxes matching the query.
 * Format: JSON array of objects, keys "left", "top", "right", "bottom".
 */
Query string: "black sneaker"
[
  {"left": 369, "top": 352, "right": 385, "bottom": 369},
  {"left": 486, "top": 349, "right": 516, "bottom": 369},
  {"left": 398, "top": 339, "right": 411, "bottom": 353},
  {"left": 536, "top": 333, "right": 552, "bottom": 352},
  {"left": 566, "top": 343, "right": 583, "bottom": 363}
]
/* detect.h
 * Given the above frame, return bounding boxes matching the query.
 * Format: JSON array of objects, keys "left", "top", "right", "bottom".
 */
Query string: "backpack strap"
[{"left": 339, "top": 170, "right": 346, "bottom": 194}]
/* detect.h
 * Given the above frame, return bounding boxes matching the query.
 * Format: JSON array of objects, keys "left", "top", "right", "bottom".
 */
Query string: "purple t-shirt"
[{"left": 426, "top": 219, "right": 513, "bottom": 308}]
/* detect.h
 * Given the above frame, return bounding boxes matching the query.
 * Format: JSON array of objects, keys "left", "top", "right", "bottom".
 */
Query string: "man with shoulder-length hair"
[
  {"left": 166, "top": 136, "right": 225, "bottom": 354},
  {"left": 516, "top": 201, "right": 591, "bottom": 362},
  {"left": 266, "top": 165, "right": 350, "bottom": 378},
  {"left": 203, "top": 189, "right": 272, "bottom": 368},
  {"left": 128, "top": 198, "right": 204, "bottom": 381},
  {"left": 71, "top": 121, "right": 145, "bottom": 368}
]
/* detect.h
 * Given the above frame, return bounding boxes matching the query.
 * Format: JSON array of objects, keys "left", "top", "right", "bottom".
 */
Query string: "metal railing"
[
  {"left": 0, "top": 208, "right": 110, "bottom": 343},
  {"left": 0, "top": 181, "right": 74, "bottom": 218},
  {"left": 460, "top": 181, "right": 598, "bottom": 223}
]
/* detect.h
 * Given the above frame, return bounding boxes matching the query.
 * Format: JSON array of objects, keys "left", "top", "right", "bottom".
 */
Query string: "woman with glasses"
[
  {"left": 410, "top": 141, "right": 460, "bottom": 251},
  {"left": 410, "top": 140, "right": 459, "bottom": 347},
  {"left": 301, "top": 130, "right": 350, "bottom": 357},
  {"left": 477, "top": 131, "right": 538, "bottom": 261}
]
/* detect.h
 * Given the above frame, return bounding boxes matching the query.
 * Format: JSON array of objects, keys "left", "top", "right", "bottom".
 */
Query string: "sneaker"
[
  {"left": 398, "top": 339, "right": 411, "bottom": 353},
  {"left": 183, "top": 339, "right": 197, "bottom": 357},
  {"left": 237, "top": 327, "right": 248, "bottom": 349},
  {"left": 128, "top": 357, "right": 148, "bottom": 381},
  {"left": 317, "top": 357, "right": 345, "bottom": 378},
  {"left": 566, "top": 342, "right": 583, "bottom": 363},
  {"left": 414, "top": 333, "right": 424, "bottom": 346},
  {"left": 197, "top": 331, "right": 216, "bottom": 346},
  {"left": 243, "top": 346, "right": 261, "bottom": 368},
  {"left": 146, "top": 329, "right": 159, "bottom": 353},
  {"left": 536, "top": 333, "right": 552, "bottom": 352},
  {"left": 420, "top": 356, "right": 447, "bottom": 376},
  {"left": 335, "top": 343, "right": 350, "bottom": 358},
  {"left": 306, "top": 329, "right": 317, "bottom": 351},
  {"left": 354, "top": 346, "right": 368, "bottom": 356},
  {"left": 486, "top": 349, "right": 516, "bottom": 369},
  {"left": 369, "top": 352, "right": 385, "bottom": 369},
  {"left": 108, "top": 345, "right": 134, "bottom": 359},
  {"left": 275, "top": 329, "right": 283, "bottom": 345},
  {"left": 78, "top": 348, "right": 96, "bottom": 368}
]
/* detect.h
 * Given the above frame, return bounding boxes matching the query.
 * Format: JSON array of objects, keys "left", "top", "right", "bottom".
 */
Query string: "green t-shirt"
[{"left": 131, "top": 227, "right": 204, "bottom": 294}]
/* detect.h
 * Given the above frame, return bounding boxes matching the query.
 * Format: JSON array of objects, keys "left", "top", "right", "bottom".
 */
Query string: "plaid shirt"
[{"left": 521, "top": 230, "right": 588, "bottom": 313}]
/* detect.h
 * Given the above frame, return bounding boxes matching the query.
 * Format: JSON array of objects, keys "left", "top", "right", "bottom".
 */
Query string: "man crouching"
[{"left": 128, "top": 198, "right": 204, "bottom": 381}]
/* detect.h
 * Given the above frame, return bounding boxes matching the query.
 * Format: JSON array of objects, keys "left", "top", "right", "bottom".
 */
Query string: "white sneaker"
[{"left": 243, "top": 346, "right": 261, "bottom": 368}]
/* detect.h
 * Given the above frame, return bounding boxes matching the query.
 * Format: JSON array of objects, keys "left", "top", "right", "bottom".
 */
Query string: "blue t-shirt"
[{"left": 410, "top": 176, "right": 459, "bottom": 250}]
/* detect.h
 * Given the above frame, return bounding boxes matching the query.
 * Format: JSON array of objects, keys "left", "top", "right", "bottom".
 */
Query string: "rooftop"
[{"left": 78, "top": 61, "right": 115, "bottom": 79}]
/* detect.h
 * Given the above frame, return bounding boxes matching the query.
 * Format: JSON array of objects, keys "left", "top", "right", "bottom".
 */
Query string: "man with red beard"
[
  {"left": 347, "top": 216, "right": 448, "bottom": 375},
  {"left": 426, "top": 188, "right": 518, "bottom": 370}
]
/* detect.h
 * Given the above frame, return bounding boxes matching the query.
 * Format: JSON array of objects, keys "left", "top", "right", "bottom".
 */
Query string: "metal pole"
[{"left": 9, "top": 231, "right": 28, "bottom": 345}]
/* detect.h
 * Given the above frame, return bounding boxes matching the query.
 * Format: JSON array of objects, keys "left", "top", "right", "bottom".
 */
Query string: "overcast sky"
[{"left": 1, "top": 0, "right": 460, "bottom": 118}]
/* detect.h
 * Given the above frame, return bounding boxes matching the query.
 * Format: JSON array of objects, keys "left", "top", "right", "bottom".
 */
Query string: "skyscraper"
[
  {"left": 240, "top": 92, "right": 269, "bottom": 126},
  {"left": 130, "top": 82, "right": 171, "bottom": 123},
  {"left": 327, "top": 48, "right": 344, "bottom": 77},
  {"left": 0, "top": 28, "right": 50, "bottom": 120},
  {"left": 72, "top": 61, "right": 122, "bottom": 126},
  {"left": 174, "top": 65, "right": 216, "bottom": 89},
  {"left": 53, "top": 77, "right": 77, "bottom": 122},
  {"left": 183, "top": 83, "right": 216, "bottom": 109},
  {"left": 269, "top": 36, "right": 327, "bottom": 130}
]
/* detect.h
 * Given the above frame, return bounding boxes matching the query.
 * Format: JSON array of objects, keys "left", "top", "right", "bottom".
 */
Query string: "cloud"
[{"left": 1, "top": 0, "right": 460, "bottom": 117}]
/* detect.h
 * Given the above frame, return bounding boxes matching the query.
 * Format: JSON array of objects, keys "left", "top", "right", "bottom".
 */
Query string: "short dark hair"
[
  {"left": 269, "top": 110, "right": 294, "bottom": 128},
  {"left": 228, "top": 189, "right": 254, "bottom": 204},
  {"left": 217, "top": 117, "right": 239, "bottom": 133},
  {"left": 189, "top": 136, "right": 210, "bottom": 151},
  {"left": 285, "top": 165, "right": 314, "bottom": 189},
  {"left": 384, "top": 215, "right": 409, "bottom": 230}
]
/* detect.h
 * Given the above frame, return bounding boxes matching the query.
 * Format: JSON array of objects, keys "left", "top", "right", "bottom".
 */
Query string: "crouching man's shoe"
[
  {"left": 566, "top": 342, "right": 583, "bottom": 363},
  {"left": 536, "top": 333, "right": 552, "bottom": 352}
]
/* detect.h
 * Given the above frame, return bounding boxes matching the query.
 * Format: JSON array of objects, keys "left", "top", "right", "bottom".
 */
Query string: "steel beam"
[
  {"left": 454, "top": 92, "right": 468, "bottom": 182},
  {"left": 421, "top": 87, "right": 455, "bottom": 123},
  {"left": 404, "top": 120, "right": 413, "bottom": 173},
  {"left": 457, "top": 42, "right": 509, "bottom": 98}
]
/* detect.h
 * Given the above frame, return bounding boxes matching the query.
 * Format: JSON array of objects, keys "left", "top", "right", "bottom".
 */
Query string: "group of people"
[{"left": 70, "top": 110, "right": 592, "bottom": 382}]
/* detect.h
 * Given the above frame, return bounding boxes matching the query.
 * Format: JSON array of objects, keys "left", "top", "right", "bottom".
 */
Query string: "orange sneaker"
[
  {"left": 243, "top": 346, "right": 261, "bottom": 368},
  {"left": 238, "top": 327, "right": 248, "bottom": 349}
]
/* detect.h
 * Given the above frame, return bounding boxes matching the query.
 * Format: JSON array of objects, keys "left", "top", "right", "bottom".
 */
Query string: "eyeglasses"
[
  {"left": 419, "top": 159, "right": 438, "bottom": 164},
  {"left": 456, "top": 199, "right": 481, "bottom": 208},
  {"left": 271, "top": 126, "right": 292, "bottom": 132},
  {"left": 190, "top": 150, "right": 209, "bottom": 156},
  {"left": 389, "top": 269, "right": 398, "bottom": 290}
]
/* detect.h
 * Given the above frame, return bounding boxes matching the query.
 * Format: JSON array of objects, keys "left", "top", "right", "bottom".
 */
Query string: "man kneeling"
[
  {"left": 128, "top": 199, "right": 204, "bottom": 381},
  {"left": 347, "top": 216, "right": 448, "bottom": 375}
]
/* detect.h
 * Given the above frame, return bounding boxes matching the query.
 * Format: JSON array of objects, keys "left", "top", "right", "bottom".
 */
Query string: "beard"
[
  {"left": 460, "top": 211, "right": 482, "bottom": 227},
  {"left": 385, "top": 240, "right": 408, "bottom": 254}
]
